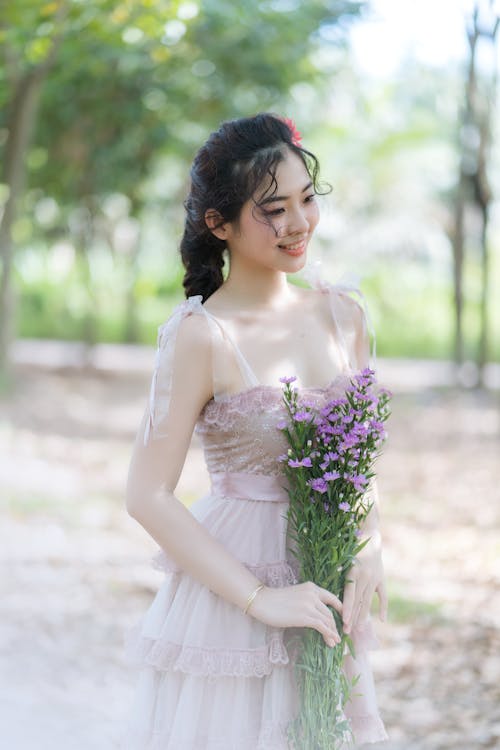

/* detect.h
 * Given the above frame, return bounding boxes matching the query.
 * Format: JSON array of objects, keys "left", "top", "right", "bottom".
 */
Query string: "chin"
[{"left": 281, "top": 252, "right": 307, "bottom": 273}]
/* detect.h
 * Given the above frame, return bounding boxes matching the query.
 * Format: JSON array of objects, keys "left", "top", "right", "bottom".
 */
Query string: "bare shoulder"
[
  {"left": 297, "top": 283, "right": 366, "bottom": 341},
  {"left": 174, "top": 307, "right": 213, "bottom": 356},
  {"left": 294, "top": 283, "right": 335, "bottom": 327},
  {"left": 336, "top": 291, "right": 366, "bottom": 338}
]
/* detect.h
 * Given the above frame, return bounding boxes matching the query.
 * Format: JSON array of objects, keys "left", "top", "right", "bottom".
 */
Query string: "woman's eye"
[{"left": 263, "top": 195, "right": 315, "bottom": 217}]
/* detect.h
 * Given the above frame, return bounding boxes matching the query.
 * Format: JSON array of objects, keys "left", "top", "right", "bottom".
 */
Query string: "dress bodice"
[
  {"left": 142, "top": 260, "right": 376, "bottom": 479},
  {"left": 195, "top": 377, "right": 354, "bottom": 477}
]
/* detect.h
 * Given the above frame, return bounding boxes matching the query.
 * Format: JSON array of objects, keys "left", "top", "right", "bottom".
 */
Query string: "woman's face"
[{"left": 224, "top": 148, "right": 320, "bottom": 272}]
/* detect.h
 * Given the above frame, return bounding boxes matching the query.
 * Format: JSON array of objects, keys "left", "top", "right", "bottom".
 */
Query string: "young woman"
[{"left": 122, "top": 113, "right": 388, "bottom": 748}]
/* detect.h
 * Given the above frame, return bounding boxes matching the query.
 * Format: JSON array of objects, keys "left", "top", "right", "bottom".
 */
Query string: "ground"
[{"left": 0, "top": 350, "right": 499, "bottom": 750}]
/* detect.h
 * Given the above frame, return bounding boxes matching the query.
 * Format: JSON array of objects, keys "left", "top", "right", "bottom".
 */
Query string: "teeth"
[{"left": 280, "top": 240, "right": 305, "bottom": 251}]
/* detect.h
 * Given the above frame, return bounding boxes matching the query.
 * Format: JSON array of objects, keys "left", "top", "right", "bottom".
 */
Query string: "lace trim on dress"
[
  {"left": 124, "top": 626, "right": 290, "bottom": 678},
  {"left": 196, "top": 373, "right": 353, "bottom": 433},
  {"left": 196, "top": 386, "right": 287, "bottom": 433},
  {"left": 151, "top": 549, "right": 300, "bottom": 587},
  {"left": 348, "top": 713, "right": 390, "bottom": 744}
]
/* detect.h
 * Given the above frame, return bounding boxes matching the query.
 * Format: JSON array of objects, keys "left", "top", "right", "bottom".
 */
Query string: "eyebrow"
[{"left": 259, "top": 181, "right": 314, "bottom": 205}]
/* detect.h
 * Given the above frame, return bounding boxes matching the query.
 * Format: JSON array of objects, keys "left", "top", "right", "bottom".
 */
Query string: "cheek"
[{"left": 309, "top": 202, "right": 320, "bottom": 229}]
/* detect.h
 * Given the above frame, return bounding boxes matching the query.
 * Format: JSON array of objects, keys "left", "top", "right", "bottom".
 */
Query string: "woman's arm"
[{"left": 126, "top": 313, "right": 264, "bottom": 613}]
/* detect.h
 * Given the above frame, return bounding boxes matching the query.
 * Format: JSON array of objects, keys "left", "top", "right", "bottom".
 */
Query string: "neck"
[{"left": 222, "top": 255, "right": 298, "bottom": 310}]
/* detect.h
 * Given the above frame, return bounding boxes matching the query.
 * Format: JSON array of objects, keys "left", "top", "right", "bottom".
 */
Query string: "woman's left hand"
[{"left": 342, "top": 530, "right": 388, "bottom": 633}]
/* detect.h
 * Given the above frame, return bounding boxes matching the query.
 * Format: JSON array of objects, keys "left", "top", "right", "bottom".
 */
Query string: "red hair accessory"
[{"left": 281, "top": 117, "right": 302, "bottom": 147}]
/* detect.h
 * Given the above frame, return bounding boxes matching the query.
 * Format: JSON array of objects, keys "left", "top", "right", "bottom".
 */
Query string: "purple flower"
[
  {"left": 277, "top": 453, "right": 289, "bottom": 462},
  {"left": 354, "top": 369, "right": 376, "bottom": 388},
  {"left": 327, "top": 397, "right": 348, "bottom": 408},
  {"left": 339, "top": 501, "right": 351, "bottom": 512},
  {"left": 323, "top": 502, "right": 330, "bottom": 513},
  {"left": 279, "top": 375, "right": 297, "bottom": 384},
  {"left": 352, "top": 423, "right": 369, "bottom": 440},
  {"left": 353, "top": 390, "right": 370, "bottom": 401},
  {"left": 276, "top": 420, "right": 288, "bottom": 430},
  {"left": 300, "top": 398, "right": 317, "bottom": 409},
  {"left": 293, "top": 411, "right": 312, "bottom": 422},
  {"left": 288, "top": 456, "right": 313, "bottom": 468},
  {"left": 339, "top": 433, "right": 359, "bottom": 451},
  {"left": 324, "top": 470, "right": 340, "bottom": 482},
  {"left": 308, "top": 477, "right": 328, "bottom": 493},
  {"left": 346, "top": 474, "right": 368, "bottom": 491}
]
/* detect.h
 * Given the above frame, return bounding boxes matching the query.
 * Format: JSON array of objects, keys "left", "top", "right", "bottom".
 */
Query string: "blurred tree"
[
  {"left": 0, "top": 0, "right": 186, "bottom": 373},
  {"left": 452, "top": 1, "right": 499, "bottom": 384},
  {"left": 0, "top": 0, "right": 364, "bottom": 371}
]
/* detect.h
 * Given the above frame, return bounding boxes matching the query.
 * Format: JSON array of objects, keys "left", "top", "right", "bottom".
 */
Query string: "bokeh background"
[{"left": 0, "top": 1, "right": 499, "bottom": 748}]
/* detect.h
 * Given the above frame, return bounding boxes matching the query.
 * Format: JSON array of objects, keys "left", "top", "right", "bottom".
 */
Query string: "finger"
[
  {"left": 356, "top": 588, "right": 373, "bottom": 624},
  {"left": 318, "top": 586, "right": 343, "bottom": 614},
  {"left": 376, "top": 579, "right": 388, "bottom": 622},
  {"left": 306, "top": 615, "right": 340, "bottom": 646},
  {"left": 315, "top": 602, "right": 341, "bottom": 640},
  {"left": 342, "top": 580, "right": 356, "bottom": 631},
  {"left": 345, "top": 587, "right": 367, "bottom": 633}
]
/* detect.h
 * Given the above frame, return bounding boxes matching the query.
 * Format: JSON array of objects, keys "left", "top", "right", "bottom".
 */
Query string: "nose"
[{"left": 286, "top": 204, "right": 310, "bottom": 236}]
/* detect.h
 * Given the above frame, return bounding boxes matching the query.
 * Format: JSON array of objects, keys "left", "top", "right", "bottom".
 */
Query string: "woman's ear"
[{"left": 204, "top": 209, "right": 229, "bottom": 241}]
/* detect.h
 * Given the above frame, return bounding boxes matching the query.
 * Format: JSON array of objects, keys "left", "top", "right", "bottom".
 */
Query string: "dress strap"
[
  {"left": 144, "top": 296, "right": 207, "bottom": 444},
  {"left": 200, "top": 308, "right": 260, "bottom": 393},
  {"left": 143, "top": 295, "right": 259, "bottom": 444},
  {"left": 300, "top": 259, "right": 377, "bottom": 371}
]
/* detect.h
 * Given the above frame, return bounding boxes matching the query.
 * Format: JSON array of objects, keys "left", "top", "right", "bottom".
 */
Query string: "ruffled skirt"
[{"left": 120, "top": 475, "right": 388, "bottom": 749}]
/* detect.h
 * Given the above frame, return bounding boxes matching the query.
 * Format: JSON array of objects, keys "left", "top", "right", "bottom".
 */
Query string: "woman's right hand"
[{"left": 248, "top": 582, "right": 343, "bottom": 648}]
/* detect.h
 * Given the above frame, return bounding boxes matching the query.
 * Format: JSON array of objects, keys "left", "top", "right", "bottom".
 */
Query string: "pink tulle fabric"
[{"left": 121, "top": 266, "right": 388, "bottom": 749}]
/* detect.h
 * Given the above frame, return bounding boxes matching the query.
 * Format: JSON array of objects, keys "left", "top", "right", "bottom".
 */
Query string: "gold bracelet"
[{"left": 243, "top": 583, "right": 265, "bottom": 614}]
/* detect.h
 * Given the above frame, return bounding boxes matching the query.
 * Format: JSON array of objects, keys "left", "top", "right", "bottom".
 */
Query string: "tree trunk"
[
  {"left": 451, "top": 181, "right": 465, "bottom": 367},
  {"left": 0, "top": 14, "right": 64, "bottom": 382},
  {"left": 0, "top": 68, "right": 48, "bottom": 380},
  {"left": 477, "top": 203, "right": 489, "bottom": 378}
]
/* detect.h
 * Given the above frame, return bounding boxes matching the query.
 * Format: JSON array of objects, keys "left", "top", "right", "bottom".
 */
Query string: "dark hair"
[{"left": 180, "top": 112, "right": 330, "bottom": 301}]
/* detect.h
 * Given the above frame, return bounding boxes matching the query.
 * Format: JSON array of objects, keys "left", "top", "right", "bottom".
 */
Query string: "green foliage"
[
  {"left": 387, "top": 589, "right": 449, "bottom": 625},
  {"left": 13, "top": 246, "right": 185, "bottom": 343},
  {"left": 14, "top": 242, "right": 500, "bottom": 359},
  {"left": 3, "top": 1, "right": 498, "bottom": 364},
  {"left": 2, "top": 0, "right": 365, "bottom": 208}
]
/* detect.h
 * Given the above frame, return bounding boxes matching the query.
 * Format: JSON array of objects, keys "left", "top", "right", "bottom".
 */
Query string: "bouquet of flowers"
[{"left": 276, "top": 368, "right": 392, "bottom": 750}]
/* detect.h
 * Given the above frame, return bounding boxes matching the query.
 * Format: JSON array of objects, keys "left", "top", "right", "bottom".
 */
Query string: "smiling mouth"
[{"left": 278, "top": 238, "right": 306, "bottom": 255}]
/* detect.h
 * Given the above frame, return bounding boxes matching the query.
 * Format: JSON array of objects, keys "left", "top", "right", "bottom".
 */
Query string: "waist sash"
[{"left": 210, "top": 471, "right": 290, "bottom": 502}]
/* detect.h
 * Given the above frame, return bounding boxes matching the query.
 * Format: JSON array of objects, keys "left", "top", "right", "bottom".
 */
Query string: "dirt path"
[{"left": 0, "top": 360, "right": 499, "bottom": 749}]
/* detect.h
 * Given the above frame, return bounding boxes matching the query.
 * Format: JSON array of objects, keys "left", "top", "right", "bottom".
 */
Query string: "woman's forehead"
[{"left": 255, "top": 151, "right": 309, "bottom": 202}]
